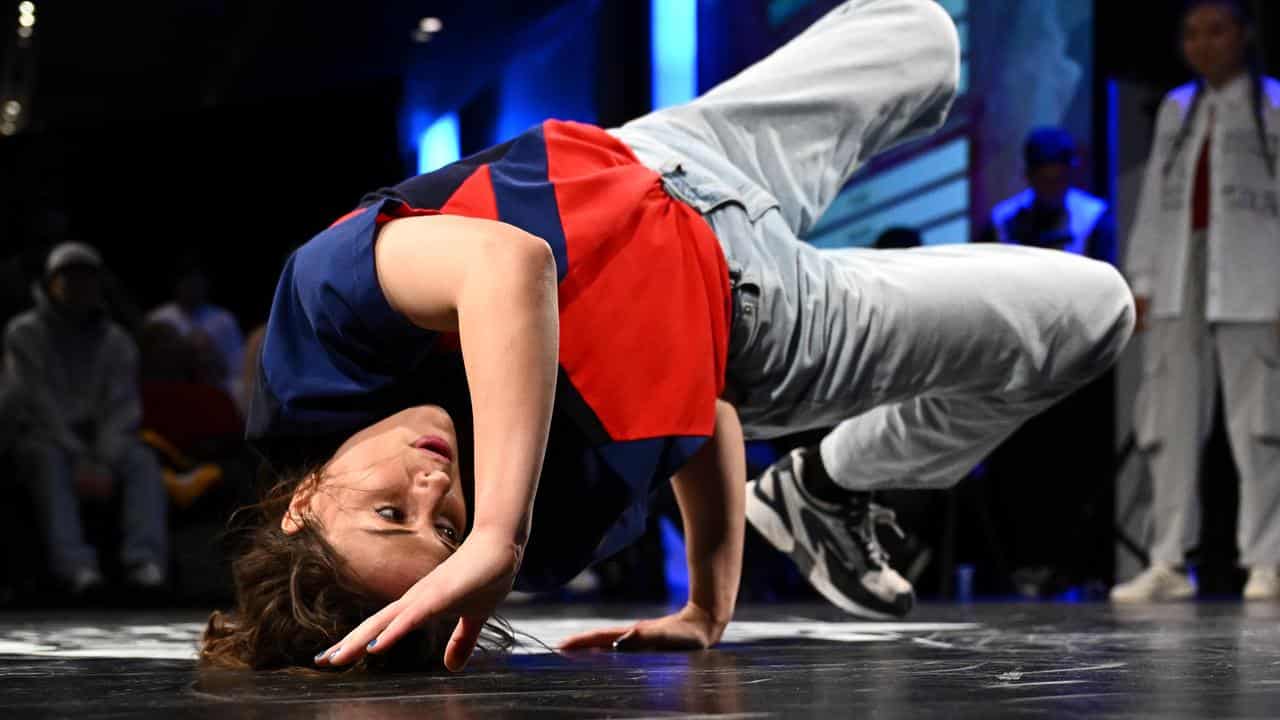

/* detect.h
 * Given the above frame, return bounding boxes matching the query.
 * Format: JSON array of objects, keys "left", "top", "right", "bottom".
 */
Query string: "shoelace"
[{"left": 845, "top": 502, "right": 905, "bottom": 569}]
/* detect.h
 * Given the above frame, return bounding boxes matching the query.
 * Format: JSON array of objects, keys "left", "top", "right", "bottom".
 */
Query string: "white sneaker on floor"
[
  {"left": 1243, "top": 567, "right": 1279, "bottom": 601},
  {"left": 1109, "top": 565, "right": 1196, "bottom": 603},
  {"left": 68, "top": 567, "right": 105, "bottom": 595},
  {"left": 126, "top": 562, "right": 166, "bottom": 589}
]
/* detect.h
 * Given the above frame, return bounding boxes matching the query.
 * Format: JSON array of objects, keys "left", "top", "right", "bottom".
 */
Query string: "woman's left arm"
[{"left": 560, "top": 400, "right": 745, "bottom": 651}]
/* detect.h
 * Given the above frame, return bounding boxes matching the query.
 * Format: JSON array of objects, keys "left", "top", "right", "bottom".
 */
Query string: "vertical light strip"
[
  {"left": 417, "top": 112, "right": 461, "bottom": 175},
  {"left": 651, "top": 0, "right": 697, "bottom": 109},
  {"left": 652, "top": 0, "right": 697, "bottom": 597},
  {"left": 1106, "top": 79, "right": 1119, "bottom": 208}
]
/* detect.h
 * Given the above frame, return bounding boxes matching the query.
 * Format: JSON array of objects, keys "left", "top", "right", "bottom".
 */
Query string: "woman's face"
[
  {"left": 1182, "top": 3, "right": 1249, "bottom": 84},
  {"left": 283, "top": 405, "right": 467, "bottom": 600}
]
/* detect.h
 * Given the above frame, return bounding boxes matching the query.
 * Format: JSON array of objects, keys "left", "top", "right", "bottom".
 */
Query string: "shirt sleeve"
[{"left": 1126, "top": 95, "right": 1177, "bottom": 297}]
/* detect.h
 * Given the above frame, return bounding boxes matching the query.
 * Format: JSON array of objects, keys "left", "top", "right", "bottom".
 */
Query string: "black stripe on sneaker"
[{"left": 753, "top": 469, "right": 794, "bottom": 535}]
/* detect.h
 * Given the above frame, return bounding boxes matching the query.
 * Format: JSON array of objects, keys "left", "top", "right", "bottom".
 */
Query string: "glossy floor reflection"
[{"left": 2, "top": 602, "right": 1279, "bottom": 718}]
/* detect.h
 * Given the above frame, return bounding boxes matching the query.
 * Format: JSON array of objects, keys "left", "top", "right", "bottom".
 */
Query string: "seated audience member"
[
  {"left": 981, "top": 127, "right": 1116, "bottom": 263},
  {"left": 3, "top": 243, "right": 169, "bottom": 595},
  {"left": 136, "top": 318, "right": 243, "bottom": 509},
  {"left": 147, "top": 256, "right": 244, "bottom": 398}
]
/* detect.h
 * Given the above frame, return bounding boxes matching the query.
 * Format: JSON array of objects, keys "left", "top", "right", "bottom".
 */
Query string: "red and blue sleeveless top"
[{"left": 248, "top": 120, "right": 731, "bottom": 589}]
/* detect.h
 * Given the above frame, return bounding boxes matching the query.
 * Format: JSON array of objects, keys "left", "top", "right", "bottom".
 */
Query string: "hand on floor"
[{"left": 558, "top": 602, "right": 727, "bottom": 652}]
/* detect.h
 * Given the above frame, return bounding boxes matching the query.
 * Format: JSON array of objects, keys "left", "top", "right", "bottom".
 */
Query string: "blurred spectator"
[
  {"left": 136, "top": 318, "right": 243, "bottom": 509},
  {"left": 3, "top": 243, "right": 169, "bottom": 596},
  {"left": 146, "top": 256, "right": 244, "bottom": 398},
  {"left": 1117, "top": 0, "right": 1280, "bottom": 603},
  {"left": 980, "top": 126, "right": 1116, "bottom": 263},
  {"left": 874, "top": 226, "right": 923, "bottom": 249}
]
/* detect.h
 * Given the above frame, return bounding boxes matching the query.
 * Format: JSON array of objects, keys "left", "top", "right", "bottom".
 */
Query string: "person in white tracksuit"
[{"left": 1116, "top": 0, "right": 1280, "bottom": 603}]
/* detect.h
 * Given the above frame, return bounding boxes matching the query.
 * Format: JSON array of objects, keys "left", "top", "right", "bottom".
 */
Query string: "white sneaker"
[
  {"left": 1109, "top": 565, "right": 1196, "bottom": 603},
  {"left": 746, "top": 448, "right": 914, "bottom": 619},
  {"left": 1243, "top": 567, "right": 1279, "bottom": 601},
  {"left": 126, "top": 562, "right": 166, "bottom": 589},
  {"left": 67, "top": 567, "right": 105, "bottom": 595}
]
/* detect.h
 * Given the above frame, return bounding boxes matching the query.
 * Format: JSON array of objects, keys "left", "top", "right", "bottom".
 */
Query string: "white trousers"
[{"left": 1137, "top": 234, "right": 1280, "bottom": 568}]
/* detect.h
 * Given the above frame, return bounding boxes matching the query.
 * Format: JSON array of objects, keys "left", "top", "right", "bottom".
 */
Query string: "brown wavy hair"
[{"left": 199, "top": 466, "right": 510, "bottom": 673}]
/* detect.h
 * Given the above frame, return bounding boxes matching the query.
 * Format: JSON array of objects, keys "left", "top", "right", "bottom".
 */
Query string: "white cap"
[{"left": 45, "top": 242, "right": 103, "bottom": 279}]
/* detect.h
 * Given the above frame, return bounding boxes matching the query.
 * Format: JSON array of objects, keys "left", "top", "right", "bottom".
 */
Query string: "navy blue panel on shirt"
[
  {"left": 248, "top": 123, "right": 708, "bottom": 591},
  {"left": 248, "top": 198, "right": 437, "bottom": 464},
  {"left": 487, "top": 126, "right": 570, "bottom": 280},
  {"left": 378, "top": 137, "right": 518, "bottom": 210}
]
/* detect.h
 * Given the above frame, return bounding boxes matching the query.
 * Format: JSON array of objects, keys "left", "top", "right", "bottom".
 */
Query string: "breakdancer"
[{"left": 200, "top": 0, "right": 1133, "bottom": 672}]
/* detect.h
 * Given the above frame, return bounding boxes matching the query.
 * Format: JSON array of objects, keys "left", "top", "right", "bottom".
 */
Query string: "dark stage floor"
[{"left": 2, "top": 601, "right": 1278, "bottom": 719}]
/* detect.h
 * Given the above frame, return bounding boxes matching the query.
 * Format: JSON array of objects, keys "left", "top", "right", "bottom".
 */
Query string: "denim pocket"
[{"left": 657, "top": 161, "right": 779, "bottom": 222}]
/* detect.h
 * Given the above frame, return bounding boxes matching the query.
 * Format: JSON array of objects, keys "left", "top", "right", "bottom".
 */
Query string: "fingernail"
[
  {"left": 314, "top": 652, "right": 326, "bottom": 663},
  {"left": 329, "top": 646, "right": 343, "bottom": 662},
  {"left": 367, "top": 638, "right": 377, "bottom": 650}
]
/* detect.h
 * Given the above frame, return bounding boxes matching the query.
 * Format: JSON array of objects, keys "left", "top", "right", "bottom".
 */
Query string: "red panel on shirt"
[
  {"left": 327, "top": 122, "right": 731, "bottom": 447},
  {"left": 441, "top": 164, "right": 501, "bottom": 221},
  {"left": 544, "top": 121, "right": 731, "bottom": 442}
]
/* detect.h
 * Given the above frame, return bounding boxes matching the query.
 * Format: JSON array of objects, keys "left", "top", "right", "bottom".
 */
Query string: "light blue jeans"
[{"left": 612, "top": 0, "right": 1135, "bottom": 490}]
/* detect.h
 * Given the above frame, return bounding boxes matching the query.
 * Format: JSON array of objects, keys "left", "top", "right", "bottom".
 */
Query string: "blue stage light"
[
  {"left": 651, "top": 0, "right": 697, "bottom": 109},
  {"left": 418, "top": 112, "right": 460, "bottom": 175},
  {"left": 659, "top": 516, "right": 690, "bottom": 601}
]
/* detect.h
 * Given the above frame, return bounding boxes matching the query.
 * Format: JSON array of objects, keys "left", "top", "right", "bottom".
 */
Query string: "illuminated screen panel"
[
  {"left": 806, "top": 136, "right": 970, "bottom": 248},
  {"left": 801, "top": 0, "right": 971, "bottom": 249}
]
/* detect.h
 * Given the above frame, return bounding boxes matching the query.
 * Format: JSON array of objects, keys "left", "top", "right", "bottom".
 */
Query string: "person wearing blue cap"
[{"left": 980, "top": 127, "right": 1115, "bottom": 263}]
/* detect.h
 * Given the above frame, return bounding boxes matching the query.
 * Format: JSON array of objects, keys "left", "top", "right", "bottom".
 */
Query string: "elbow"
[{"left": 505, "top": 230, "right": 558, "bottom": 288}]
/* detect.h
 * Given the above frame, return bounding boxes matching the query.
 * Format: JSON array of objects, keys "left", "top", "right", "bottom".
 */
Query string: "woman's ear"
[{"left": 281, "top": 474, "right": 318, "bottom": 534}]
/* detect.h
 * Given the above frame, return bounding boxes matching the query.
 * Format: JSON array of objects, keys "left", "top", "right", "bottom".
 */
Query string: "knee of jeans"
[
  {"left": 1058, "top": 260, "right": 1136, "bottom": 384},
  {"left": 901, "top": 0, "right": 961, "bottom": 101},
  {"left": 115, "top": 439, "right": 161, "bottom": 471}
]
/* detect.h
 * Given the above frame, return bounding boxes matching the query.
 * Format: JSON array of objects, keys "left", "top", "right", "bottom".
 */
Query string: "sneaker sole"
[
  {"left": 1109, "top": 586, "right": 1197, "bottom": 603},
  {"left": 746, "top": 478, "right": 911, "bottom": 620}
]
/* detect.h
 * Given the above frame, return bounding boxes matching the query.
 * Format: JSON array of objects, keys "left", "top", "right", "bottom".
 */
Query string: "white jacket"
[{"left": 1125, "top": 73, "right": 1280, "bottom": 322}]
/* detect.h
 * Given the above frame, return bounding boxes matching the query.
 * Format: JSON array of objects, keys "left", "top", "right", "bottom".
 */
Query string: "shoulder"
[
  {"left": 991, "top": 189, "right": 1033, "bottom": 222},
  {"left": 1163, "top": 82, "right": 1198, "bottom": 110},
  {"left": 201, "top": 305, "right": 240, "bottom": 330},
  {"left": 147, "top": 303, "right": 182, "bottom": 323},
  {"left": 1068, "top": 188, "right": 1108, "bottom": 212},
  {"left": 4, "top": 309, "right": 43, "bottom": 344},
  {"left": 1259, "top": 76, "right": 1280, "bottom": 109}
]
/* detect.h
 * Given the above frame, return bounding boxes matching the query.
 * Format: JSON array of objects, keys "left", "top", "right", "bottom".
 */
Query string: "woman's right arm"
[
  {"left": 376, "top": 214, "right": 558, "bottom": 552},
  {"left": 324, "top": 214, "right": 559, "bottom": 672}
]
